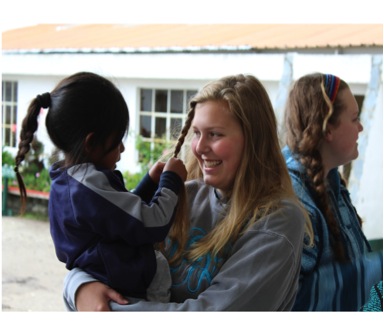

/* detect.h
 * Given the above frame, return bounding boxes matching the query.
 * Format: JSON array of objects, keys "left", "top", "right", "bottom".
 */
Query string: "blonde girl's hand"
[{"left": 76, "top": 281, "right": 128, "bottom": 311}]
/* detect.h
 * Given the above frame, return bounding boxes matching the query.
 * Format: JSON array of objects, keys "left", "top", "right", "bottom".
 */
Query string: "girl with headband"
[{"left": 283, "top": 72, "right": 382, "bottom": 310}]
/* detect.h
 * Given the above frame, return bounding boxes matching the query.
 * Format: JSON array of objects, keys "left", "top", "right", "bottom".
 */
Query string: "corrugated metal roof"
[{"left": 2, "top": 24, "right": 383, "bottom": 53}]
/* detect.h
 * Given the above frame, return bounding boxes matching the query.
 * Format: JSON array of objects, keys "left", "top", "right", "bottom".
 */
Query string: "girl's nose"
[
  {"left": 196, "top": 136, "right": 209, "bottom": 154},
  {"left": 120, "top": 142, "right": 125, "bottom": 153},
  {"left": 358, "top": 120, "right": 363, "bottom": 132}
]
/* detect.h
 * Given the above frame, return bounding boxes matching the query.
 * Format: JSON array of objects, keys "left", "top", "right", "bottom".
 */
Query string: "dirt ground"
[{"left": 2, "top": 215, "right": 68, "bottom": 312}]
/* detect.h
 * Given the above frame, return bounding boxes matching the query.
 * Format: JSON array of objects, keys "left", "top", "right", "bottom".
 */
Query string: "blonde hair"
[{"left": 167, "top": 74, "right": 313, "bottom": 264}]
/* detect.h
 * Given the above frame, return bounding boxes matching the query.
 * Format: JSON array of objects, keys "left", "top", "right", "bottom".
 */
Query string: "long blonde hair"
[{"left": 168, "top": 74, "right": 313, "bottom": 264}]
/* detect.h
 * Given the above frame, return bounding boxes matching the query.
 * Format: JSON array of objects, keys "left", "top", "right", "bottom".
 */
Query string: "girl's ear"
[
  {"left": 84, "top": 132, "right": 95, "bottom": 154},
  {"left": 324, "top": 125, "right": 334, "bottom": 142}
]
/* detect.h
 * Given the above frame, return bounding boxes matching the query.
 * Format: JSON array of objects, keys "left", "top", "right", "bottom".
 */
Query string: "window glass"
[
  {"left": 155, "top": 90, "right": 167, "bottom": 112},
  {"left": 155, "top": 117, "right": 166, "bottom": 138},
  {"left": 140, "top": 89, "right": 152, "bottom": 111},
  {"left": 170, "top": 90, "right": 183, "bottom": 114},
  {"left": 140, "top": 115, "right": 151, "bottom": 137},
  {"left": 170, "top": 118, "right": 182, "bottom": 139}
]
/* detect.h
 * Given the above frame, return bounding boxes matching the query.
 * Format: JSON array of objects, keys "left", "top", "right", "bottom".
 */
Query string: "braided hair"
[{"left": 284, "top": 72, "right": 359, "bottom": 262}]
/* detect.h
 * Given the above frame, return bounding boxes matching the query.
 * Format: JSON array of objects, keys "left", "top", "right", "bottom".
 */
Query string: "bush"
[
  {"left": 2, "top": 148, "right": 14, "bottom": 166},
  {"left": 21, "top": 168, "right": 51, "bottom": 192},
  {"left": 127, "top": 135, "right": 174, "bottom": 191},
  {"left": 2, "top": 139, "right": 51, "bottom": 192},
  {"left": 136, "top": 135, "right": 173, "bottom": 172},
  {"left": 122, "top": 171, "right": 146, "bottom": 191}
]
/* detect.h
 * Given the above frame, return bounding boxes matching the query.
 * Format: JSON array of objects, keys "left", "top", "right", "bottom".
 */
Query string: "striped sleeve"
[{"left": 294, "top": 251, "right": 383, "bottom": 311}]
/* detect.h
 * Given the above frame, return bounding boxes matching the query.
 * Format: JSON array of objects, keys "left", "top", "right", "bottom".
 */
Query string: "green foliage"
[
  {"left": 22, "top": 212, "right": 49, "bottom": 222},
  {"left": 18, "top": 138, "right": 51, "bottom": 192},
  {"left": 122, "top": 171, "right": 146, "bottom": 191},
  {"left": 21, "top": 168, "right": 51, "bottom": 192},
  {"left": 136, "top": 135, "right": 173, "bottom": 172},
  {"left": 122, "top": 135, "right": 174, "bottom": 191},
  {"left": 2, "top": 148, "right": 14, "bottom": 166},
  {"left": 2, "top": 138, "right": 51, "bottom": 192}
]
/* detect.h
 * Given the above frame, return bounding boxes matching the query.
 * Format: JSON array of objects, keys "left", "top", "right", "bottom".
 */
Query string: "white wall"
[{"left": 349, "top": 80, "right": 383, "bottom": 240}]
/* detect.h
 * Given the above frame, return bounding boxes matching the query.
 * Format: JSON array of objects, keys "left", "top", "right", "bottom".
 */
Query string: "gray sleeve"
[{"left": 64, "top": 203, "right": 304, "bottom": 311}]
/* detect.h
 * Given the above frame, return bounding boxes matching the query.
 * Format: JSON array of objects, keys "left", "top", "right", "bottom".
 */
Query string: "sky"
[{"left": 1, "top": 0, "right": 383, "bottom": 32}]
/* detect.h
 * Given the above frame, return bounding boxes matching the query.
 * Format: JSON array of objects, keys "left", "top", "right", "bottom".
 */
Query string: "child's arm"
[{"left": 132, "top": 161, "right": 165, "bottom": 202}]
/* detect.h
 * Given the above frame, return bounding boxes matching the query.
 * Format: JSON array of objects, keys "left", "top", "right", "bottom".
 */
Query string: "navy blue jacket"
[{"left": 49, "top": 163, "right": 182, "bottom": 297}]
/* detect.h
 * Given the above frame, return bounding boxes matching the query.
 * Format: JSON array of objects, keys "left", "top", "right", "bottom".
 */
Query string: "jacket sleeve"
[
  {"left": 132, "top": 173, "right": 158, "bottom": 203},
  {"left": 67, "top": 170, "right": 183, "bottom": 243},
  {"left": 63, "top": 203, "right": 305, "bottom": 311}
]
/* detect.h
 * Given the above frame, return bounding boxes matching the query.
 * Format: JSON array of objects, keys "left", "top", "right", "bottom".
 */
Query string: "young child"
[{"left": 14, "top": 71, "right": 187, "bottom": 303}]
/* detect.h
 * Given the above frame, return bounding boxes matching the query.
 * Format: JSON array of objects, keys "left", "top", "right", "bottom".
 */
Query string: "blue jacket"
[
  {"left": 49, "top": 163, "right": 183, "bottom": 297},
  {"left": 283, "top": 146, "right": 383, "bottom": 311}
]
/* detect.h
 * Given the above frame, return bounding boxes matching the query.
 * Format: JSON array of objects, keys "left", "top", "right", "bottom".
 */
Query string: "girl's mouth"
[{"left": 204, "top": 160, "right": 222, "bottom": 168}]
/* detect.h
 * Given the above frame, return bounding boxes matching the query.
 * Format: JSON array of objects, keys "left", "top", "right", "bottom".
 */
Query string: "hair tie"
[
  {"left": 36, "top": 92, "right": 51, "bottom": 109},
  {"left": 324, "top": 74, "right": 341, "bottom": 103}
]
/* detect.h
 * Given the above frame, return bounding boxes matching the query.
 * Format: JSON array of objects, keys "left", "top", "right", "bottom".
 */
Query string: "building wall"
[{"left": 2, "top": 51, "right": 382, "bottom": 240}]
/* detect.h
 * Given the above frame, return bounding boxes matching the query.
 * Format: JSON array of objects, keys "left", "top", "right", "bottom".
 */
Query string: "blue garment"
[
  {"left": 49, "top": 162, "right": 183, "bottom": 298},
  {"left": 282, "top": 146, "right": 383, "bottom": 311}
]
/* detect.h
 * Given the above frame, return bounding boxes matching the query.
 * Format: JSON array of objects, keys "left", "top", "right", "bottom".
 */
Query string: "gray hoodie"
[{"left": 63, "top": 179, "right": 305, "bottom": 311}]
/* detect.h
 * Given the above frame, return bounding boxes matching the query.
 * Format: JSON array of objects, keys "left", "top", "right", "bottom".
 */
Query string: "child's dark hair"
[{"left": 15, "top": 71, "right": 129, "bottom": 213}]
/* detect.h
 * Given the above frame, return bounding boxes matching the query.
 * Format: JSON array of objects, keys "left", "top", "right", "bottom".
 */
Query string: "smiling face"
[
  {"left": 191, "top": 100, "right": 245, "bottom": 194},
  {"left": 322, "top": 88, "right": 363, "bottom": 171}
]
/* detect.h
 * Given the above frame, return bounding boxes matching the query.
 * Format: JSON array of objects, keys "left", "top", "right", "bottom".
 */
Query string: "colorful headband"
[{"left": 324, "top": 74, "right": 341, "bottom": 103}]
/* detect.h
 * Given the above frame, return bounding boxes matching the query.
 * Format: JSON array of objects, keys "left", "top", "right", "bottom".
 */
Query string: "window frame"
[
  {"left": 1, "top": 80, "right": 18, "bottom": 149},
  {"left": 138, "top": 87, "right": 197, "bottom": 162}
]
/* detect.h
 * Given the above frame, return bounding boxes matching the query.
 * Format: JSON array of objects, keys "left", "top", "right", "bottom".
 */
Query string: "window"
[
  {"left": 2, "top": 81, "right": 18, "bottom": 148},
  {"left": 138, "top": 88, "right": 197, "bottom": 162}
]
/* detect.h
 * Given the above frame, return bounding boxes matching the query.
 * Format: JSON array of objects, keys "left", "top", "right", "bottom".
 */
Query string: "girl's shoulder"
[
  {"left": 66, "top": 163, "right": 125, "bottom": 191},
  {"left": 248, "top": 198, "right": 305, "bottom": 236}
]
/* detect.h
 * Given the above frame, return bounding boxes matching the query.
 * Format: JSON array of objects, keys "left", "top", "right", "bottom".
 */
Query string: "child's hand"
[
  {"left": 149, "top": 161, "right": 166, "bottom": 184},
  {"left": 164, "top": 157, "right": 187, "bottom": 182}
]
